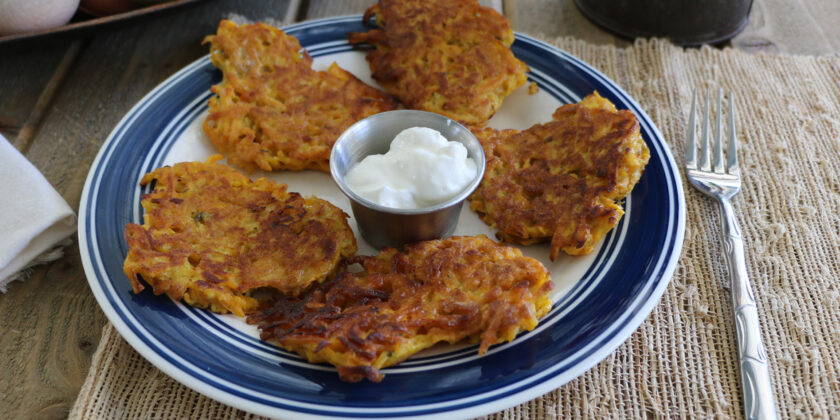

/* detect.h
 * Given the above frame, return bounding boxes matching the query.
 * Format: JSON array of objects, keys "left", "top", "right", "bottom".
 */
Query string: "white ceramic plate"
[{"left": 79, "top": 16, "right": 685, "bottom": 419}]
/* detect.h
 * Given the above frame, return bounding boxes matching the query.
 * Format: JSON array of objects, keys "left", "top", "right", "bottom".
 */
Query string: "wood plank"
[
  {"left": 0, "top": 42, "right": 73, "bottom": 140},
  {"left": 304, "top": 0, "right": 505, "bottom": 21},
  {"left": 799, "top": 0, "right": 840, "bottom": 52},
  {"left": 0, "top": 245, "right": 107, "bottom": 419},
  {"left": 733, "top": 0, "right": 838, "bottom": 55},
  {"left": 0, "top": 1, "right": 293, "bottom": 418},
  {"left": 511, "top": 0, "right": 629, "bottom": 46},
  {"left": 304, "top": 0, "right": 370, "bottom": 19},
  {"left": 503, "top": 0, "right": 518, "bottom": 27},
  {"left": 284, "top": 0, "right": 304, "bottom": 23},
  {"left": 13, "top": 41, "right": 84, "bottom": 153}
]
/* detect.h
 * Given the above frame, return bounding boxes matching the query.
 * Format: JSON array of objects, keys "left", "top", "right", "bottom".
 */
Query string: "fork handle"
[{"left": 719, "top": 199, "right": 778, "bottom": 420}]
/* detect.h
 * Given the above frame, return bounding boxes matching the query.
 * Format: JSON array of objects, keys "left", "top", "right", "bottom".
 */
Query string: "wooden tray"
[{"left": 0, "top": 0, "right": 204, "bottom": 47}]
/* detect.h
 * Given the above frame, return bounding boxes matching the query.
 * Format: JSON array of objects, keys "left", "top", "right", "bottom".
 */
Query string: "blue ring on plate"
[
  {"left": 79, "top": 15, "right": 685, "bottom": 419},
  {"left": 128, "top": 43, "right": 618, "bottom": 367}
]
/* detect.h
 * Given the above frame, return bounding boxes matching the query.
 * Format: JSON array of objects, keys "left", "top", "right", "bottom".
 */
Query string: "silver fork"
[{"left": 685, "top": 89, "right": 777, "bottom": 420}]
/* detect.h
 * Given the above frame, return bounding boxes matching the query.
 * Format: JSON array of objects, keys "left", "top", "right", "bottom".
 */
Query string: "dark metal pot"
[{"left": 574, "top": 0, "right": 754, "bottom": 46}]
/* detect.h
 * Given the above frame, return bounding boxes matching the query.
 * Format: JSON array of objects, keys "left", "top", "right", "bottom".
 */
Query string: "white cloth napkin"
[{"left": 0, "top": 134, "right": 76, "bottom": 292}]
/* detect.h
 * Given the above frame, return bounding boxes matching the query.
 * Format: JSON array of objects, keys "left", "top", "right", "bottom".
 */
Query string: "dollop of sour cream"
[{"left": 345, "top": 127, "right": 478, "bottom": 209}]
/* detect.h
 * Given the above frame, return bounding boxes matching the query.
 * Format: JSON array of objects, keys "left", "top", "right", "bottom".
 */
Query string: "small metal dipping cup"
[{"left": 330, "top": 110, "right": 485, "bottom": 250}]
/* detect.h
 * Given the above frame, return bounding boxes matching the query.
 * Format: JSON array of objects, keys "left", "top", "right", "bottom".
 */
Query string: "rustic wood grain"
[
  {"left": 13, "top": 41, "right": 84, "bottom": 153},
  {"left": 0, "top": 245, "right": 107, "bottom": 419},
  {"left": 0, "top": 2, "right": 293, "bottom": 418},
  {"left": 0, "top": 0, "right": 838, "bottom": 418},
  {"left": 512, "top": 0, "right": 630, "bottom": 46},
  {"left": 0, "top": 43, "right": 73, "bottom": 140},
  {"left": 733, "top": 0, "right": 840, "bottom": 55},
  {"left": 304, "top": 0, "right": 369, "bottom": 19},
  {"left": 305, "top": 0, "right": 499, "bottom": 21}
]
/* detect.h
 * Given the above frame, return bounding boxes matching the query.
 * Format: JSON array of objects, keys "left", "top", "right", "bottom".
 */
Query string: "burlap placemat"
[{"left": 70, "top": 37, "right": 840, "bottom": 419}]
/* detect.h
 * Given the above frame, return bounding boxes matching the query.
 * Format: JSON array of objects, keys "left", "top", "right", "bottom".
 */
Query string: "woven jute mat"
[{"left": 70, "top": 37, "right": 840, "bottom": 419}]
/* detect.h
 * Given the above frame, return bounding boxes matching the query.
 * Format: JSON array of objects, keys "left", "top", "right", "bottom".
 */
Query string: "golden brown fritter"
[
  {"left": 203, "top": 20, "right": 397, "bottom": 172},
  {"left": 247, "top": 236, "right": 552, "bottom": 382},
  {"left": 469, "top": 92, "right": 650, "bottom": 259},
  {"left": 348, "top": 0, "right": 528, "bottom": 125},
  {"left": 123, "top": 156, "right": 357, "bottom": 317}
]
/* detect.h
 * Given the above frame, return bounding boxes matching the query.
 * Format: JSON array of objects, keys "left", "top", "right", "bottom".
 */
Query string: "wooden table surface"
[{"left": 1, "top": 0, "right": 838, "bottom": 418}]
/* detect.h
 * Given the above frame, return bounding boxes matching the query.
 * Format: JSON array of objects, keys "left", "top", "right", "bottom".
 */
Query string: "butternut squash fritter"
[
  {"left": 203, "top": 20, "right": 397, "bottom": 172},
  {"left": 123, "top": 156, "right": 357, "bottom": 317},
  {"left": 469, "top": 92, "right": 650, "bottom": 259},
  {"left": 247, "top": 236, "right": 552, "bottom": 383},
  {"left": 348, "top": 0, "right": 528, "bottom": 125}
]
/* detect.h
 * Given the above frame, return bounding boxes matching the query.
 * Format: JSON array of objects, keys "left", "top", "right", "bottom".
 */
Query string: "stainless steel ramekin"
[{"left": 330, "top": 110, "right": 485, "bottom": 250}]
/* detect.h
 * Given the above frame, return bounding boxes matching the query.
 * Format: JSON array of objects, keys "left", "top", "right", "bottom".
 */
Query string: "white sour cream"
[{"left": 345, "top": 127, "right": 478, "bottom": 209}]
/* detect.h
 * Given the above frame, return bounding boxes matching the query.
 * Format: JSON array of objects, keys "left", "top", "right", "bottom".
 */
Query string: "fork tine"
[
  {"left": 698, "top": 89, "right": 711, "bottom": 171},
  {"left": 727, "top": 93, "right": 740, "bottom": 175},
  {"left": 686, "top": 90, "right": 697, "bottom": 169},
  {"left": 713, "top": 89, "right": 725, "bottom": 173}
]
